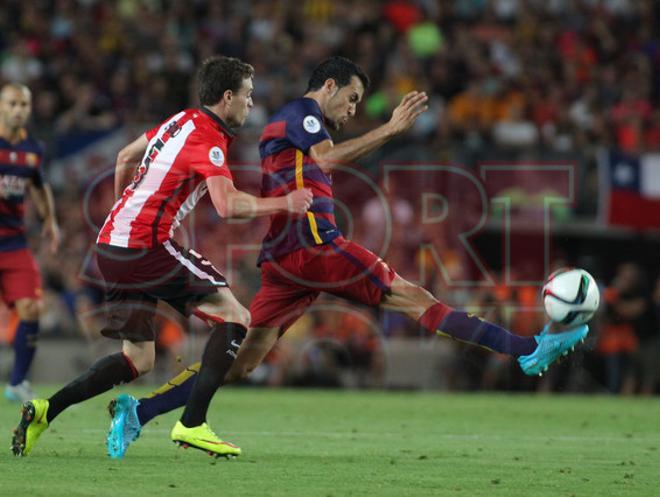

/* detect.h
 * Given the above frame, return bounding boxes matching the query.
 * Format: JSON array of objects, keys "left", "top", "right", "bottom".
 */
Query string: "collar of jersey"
[
  {"left": 300, "top": 97, "right": 325, "bottom": 118},
  {"left": 0, "top": 127, "right": 28, "bottom": 145},
  {"left": 199, "top": 107, "right": 236, "bottom": 138}
]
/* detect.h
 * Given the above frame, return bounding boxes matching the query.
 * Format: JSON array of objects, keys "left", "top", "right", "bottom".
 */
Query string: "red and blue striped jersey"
[
  {"left": 257, "top": 98, "right": 338, "bottom": 265},
  {"left": 0, "top": 130, "right": 44, "bottom": 252}
]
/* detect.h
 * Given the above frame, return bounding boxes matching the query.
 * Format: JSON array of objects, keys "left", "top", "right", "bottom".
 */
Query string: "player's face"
[
  {"left": 325, "top": 76, "right": 364, "bottom": 130},
  {"left": 0, "top": 87, "right": 32, "bottom": 130},
  {"left": 227, "top": 77, "right": 254, "bottom": 127}
]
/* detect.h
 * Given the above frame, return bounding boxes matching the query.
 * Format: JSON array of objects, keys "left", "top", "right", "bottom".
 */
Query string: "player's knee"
[
  {"left": 203, "top": 304, "right": 250, "bottom": 328},
  {"left": 404, "top": 282, "right": 436, "bottom": 307},
  {"left": 15, "top": 299, "right": 40, "bottom": 321},
  {"left": 224, "top": 304, "right": 251, "bottom": 328},
  {"left": 236, "top": 306, "right": 251, "bottom": 328},
  {"left": 123, "top": 348, "right": 155, "bottom": 376},
  {"left": 416, "top": 285, "right": 436, "bottom": 304},
  {"left": 393, "top": 281, "right": 437, "bottom": 306},
  {"left": 132, "top": 354, "right": 155, "bottom": 375}
]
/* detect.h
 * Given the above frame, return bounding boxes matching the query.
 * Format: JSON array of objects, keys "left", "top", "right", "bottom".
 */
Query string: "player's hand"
[
  {"left": 285, "top": 188, "right": 313, "bottom": 214},
  {"left": 387, "top": 91, "right": 429, "bottom": 135},
  {"left": 42, "top": 219, "right": 61, "bottom": 254}
]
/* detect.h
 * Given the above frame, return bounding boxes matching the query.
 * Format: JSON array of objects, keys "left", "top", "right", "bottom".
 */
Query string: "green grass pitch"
[{"left": 1, "top": 387, "right": 659, "bottom": 497}]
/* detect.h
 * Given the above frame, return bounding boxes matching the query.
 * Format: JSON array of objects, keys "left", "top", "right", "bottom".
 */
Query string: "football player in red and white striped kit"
[{"left": 12, "top": 56, "right": 313, "bottom": 458}]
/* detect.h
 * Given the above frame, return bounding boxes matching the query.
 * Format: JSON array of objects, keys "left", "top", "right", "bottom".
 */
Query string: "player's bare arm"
[
  {"left": 310, "top": 90, "right": 428, "bottom": 173},
  {"left": 207, "top": 175, "right": 312, "bottom": 218},
  {"left": 28, "top": 182, "right": 60, "bottom": 254},
  {"left": 113, "top": 134, "right": 149, "bottom": 198}
]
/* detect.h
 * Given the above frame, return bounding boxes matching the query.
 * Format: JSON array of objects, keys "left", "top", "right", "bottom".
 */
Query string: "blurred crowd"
[
  {"left": 1, "top": 0, "right": 659, "bottom": 393},
  {"left": 1, "top": 0, "right": 658, "bottom": 157}
]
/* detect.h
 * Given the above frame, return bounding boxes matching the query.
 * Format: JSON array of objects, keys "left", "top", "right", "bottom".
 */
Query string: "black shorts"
[{"left": 96, "top": 240, "right": 227, "bottom": 342}]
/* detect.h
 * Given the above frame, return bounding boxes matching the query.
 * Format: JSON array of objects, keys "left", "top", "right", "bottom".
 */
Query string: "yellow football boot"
[
  {"left": 11, "top": 399, "right": 49, "bottom": 456},
  {"left": 171, "top": 421, "right": 241, "bottom": 458}
]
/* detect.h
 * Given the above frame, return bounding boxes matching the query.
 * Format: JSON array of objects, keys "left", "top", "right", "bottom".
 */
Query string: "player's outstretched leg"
[
  {"left": 107, "top": 363, "right": 200, "bottom": 458},
  {"left": 384, "top": 275, "right": 589, "bottom": 377}
]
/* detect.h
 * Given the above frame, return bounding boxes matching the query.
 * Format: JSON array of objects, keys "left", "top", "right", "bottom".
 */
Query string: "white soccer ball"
[{"left": 542, "top": 268, "right": 600, "bottom": 326}]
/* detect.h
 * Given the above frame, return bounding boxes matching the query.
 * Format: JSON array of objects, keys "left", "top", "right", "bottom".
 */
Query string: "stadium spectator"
[
  {"left": 637, "top": 275, "right": 660, "bottom": 395},
  {"left": 597, "top": 263, "right": 648, "bottom": 394}
]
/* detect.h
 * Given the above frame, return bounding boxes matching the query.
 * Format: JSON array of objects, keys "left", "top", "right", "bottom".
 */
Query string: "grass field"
[{"left": 1, "top": 387, "right": 659, "bottom": 497}]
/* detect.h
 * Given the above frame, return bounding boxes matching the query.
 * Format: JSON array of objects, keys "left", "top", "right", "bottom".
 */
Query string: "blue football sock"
[
  {"left": 420, "top": 303, "right": 537, "bottom": 357},
  {"left": 10, "top": 320, "right": 39, "bottom": 385},
  {"left": 136, "top": 363, "right": 200, "bottom": 426}
]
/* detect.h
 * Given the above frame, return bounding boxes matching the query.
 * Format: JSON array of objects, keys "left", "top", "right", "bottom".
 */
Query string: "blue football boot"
[
  {"left": 518, "top": 324, "right": 589, "bottom": 376},
  {"left": 107, "top": 394, "right": 142, "bottom": 459}
]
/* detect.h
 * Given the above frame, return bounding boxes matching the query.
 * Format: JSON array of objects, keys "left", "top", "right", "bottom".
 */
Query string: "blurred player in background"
[
  {"left": 10, "top": 56, "right": 312, "bottom": 458},
  {"left": 0, "top": 83, "right": 60, "bottom": 403},
  {"left": 108, "top": 56, "right": 590, "bottom": 458}
]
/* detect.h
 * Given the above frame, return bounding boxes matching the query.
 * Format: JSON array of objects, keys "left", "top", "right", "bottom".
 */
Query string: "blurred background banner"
[
  {"left": 602, "top": 149, "right": 660, "bottom": 230},
  {"left": 1, "top": 0, "right": 659, "bottom": 395}
]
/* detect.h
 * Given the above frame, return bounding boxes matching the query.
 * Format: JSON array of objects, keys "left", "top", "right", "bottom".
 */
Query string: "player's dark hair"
[
  {"left": 306, "top": 56, "right": 370, "bottom": 93},
  {"left": 197, "top": 56, "right": 254, "bottom": 106}
]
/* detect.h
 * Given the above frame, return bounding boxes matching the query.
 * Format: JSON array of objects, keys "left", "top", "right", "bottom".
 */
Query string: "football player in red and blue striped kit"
[
  {"left": 0, "top": 83, "right": 60, "bottom": 403},
  {"left": 109, "top": 56, "right": 590, "bottom": 459}
]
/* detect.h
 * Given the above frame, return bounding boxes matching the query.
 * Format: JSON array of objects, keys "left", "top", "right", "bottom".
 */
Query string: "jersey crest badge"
[
  {"left": 209, "top": 146, "right": 225, "bottom": 167},
  {"left": 303, "top": 115, "right": 321, "bottom": 134}
]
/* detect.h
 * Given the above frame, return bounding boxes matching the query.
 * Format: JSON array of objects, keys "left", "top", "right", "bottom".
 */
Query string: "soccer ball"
[{"left": 542, "top": 268, "right": 600, "bottom": 326}]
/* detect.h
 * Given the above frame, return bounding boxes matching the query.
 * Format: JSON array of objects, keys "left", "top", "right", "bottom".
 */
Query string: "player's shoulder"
[
  {"left": 181, "top": 114, "right": 230, "bottom": 167},
  {"left": 17, "top": 132, "right": 45, "bottom": 167},
  {"left": 23, "top": 132, "right": 45, "bottom": 154},
  {"left": 154, "top": 108, "right": 217, "bottom": 132},
  {"left": 190, "top": 108, "right": 234, "bottom": 143},
  {"left": 277, "top": 97, "right": 322, "bottom": 119},
  {"left": 0, "top": 130, "right": 43, "bottom": 154},
  {"left": 188, "top": 125, "right": 228, "bottom": 151},
  {"left": 274, "top": 98, "right": 325, "bottom": 136}
]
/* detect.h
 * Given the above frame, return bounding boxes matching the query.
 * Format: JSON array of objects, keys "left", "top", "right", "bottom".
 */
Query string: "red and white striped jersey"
[{"left": 98, "top": 108, "right": 234, "bottom": 248}]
